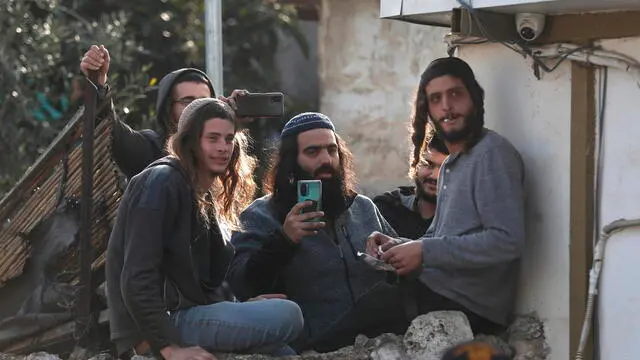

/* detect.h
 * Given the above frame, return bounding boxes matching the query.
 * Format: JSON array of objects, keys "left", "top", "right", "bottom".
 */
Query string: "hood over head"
[{"left": 155, "top": 68, "right": 216, "bottom": 139}]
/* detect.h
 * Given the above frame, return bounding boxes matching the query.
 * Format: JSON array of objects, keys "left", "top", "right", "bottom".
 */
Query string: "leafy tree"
[
  {"left": 0, "top": 0, "right": 311, "bottom": 197},
  {"left": 0, "top": 0, "right": 149, "bottom": 195}
]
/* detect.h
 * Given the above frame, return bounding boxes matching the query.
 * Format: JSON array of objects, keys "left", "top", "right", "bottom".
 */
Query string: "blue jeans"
[{"left": 172, "top": 299, "right": 303, "bottom": 356}]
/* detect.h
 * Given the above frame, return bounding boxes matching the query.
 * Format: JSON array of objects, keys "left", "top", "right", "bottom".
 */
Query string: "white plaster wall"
[
  {"left": 319, "top": 1, "right": 573, "bottom": 358},
  {"left": 595, "top": 36, "right": 640, "bottom": 360},
  {"left": 596, "top": 36, "right": 640, "bottom": 238},
  {"left": 318, "top": 0, "right": 449, "bottom": 195},
  {"left": 458, "top": 44, "right": 572, "bottom": 360}
]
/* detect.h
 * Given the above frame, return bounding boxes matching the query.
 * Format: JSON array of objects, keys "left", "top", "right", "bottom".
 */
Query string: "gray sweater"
[{"left": 419, "top": 129, "right": 525, "bottom": 326}]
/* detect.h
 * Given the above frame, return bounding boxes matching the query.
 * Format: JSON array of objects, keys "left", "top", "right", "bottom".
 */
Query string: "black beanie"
[
  {"left": 421, "top": 57, "right": 485, "bottom": 125},
  {"left": 422, "top": 57, "right": 477, "bottom": 87}
]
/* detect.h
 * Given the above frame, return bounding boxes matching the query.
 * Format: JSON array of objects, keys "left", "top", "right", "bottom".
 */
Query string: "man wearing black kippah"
[{"left": 228, "top": 112, "right": 408, "bottom": 353}]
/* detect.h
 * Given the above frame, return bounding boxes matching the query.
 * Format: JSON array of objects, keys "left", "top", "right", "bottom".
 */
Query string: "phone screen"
[{"left": 297, "top": 180, "right": 322, "bottom": 221}]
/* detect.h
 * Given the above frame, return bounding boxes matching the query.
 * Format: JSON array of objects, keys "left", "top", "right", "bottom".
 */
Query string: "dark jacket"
[
  {"left": 373, "top": 186, "right": 433, "bottom": 239},
  {"left": 105, "top": 156, "right": 234, "bottom": 357},
  {"left": 99, "top": 69, "right": 215, "bottom": 179},
  {"left": 228, "top": 195, "right": 406, "bottom": 353}
]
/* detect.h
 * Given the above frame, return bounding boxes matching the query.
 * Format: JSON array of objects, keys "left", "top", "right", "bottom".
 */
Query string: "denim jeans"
[{"left": 171, "top": 299, "right": 303, "bottom": 356}]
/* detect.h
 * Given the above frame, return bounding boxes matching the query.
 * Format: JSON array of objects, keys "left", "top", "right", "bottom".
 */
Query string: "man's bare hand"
[
  {"left": 366, "top": 231, "right": 402, "bottom": 257},
  {"left": 381, "top": 240, "right": 423, "bottom": 276},
  {"left": 219, "top": 89, "right": 253, "bottom": 124},
  {"left": 247, "top": 293, "right": 288, "bottom": 301},
  {"left": 80, "top": 45, "right": 110, "bottom": 86},
  {"left": 162, "top": 346, "right": 216, "bottom": 360},
  {"left": 283, "top": 201, "right": 325, "bottom": 243}
]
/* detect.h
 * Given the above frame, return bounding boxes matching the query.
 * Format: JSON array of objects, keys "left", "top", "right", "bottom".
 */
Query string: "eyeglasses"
[{"left": 172, "top": 96, "right": 199, "bottom": 106}]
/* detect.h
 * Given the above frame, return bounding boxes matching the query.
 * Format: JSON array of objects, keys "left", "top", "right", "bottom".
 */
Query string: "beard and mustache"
[
  {"left": 431, "top": 111, "right": 478, "bottom": 143},
  {"left": 414, "top": 176, "right": 437, "bottom": 204},
  {"left": 294, "top": 163, "right": 347, "bottom": 218}
]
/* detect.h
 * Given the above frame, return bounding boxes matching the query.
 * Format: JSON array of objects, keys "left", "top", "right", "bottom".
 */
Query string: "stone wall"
[{"left": 318, "top": 0, "right": 449, "bottom": 195}]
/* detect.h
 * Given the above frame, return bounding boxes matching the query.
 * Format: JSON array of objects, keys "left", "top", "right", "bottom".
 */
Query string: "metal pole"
[
  {"left": 204, "top": 0, "right": 224, "bottom": 95},
  {"left": 75, "top": 72, "right": 98, "bottom": 345}
]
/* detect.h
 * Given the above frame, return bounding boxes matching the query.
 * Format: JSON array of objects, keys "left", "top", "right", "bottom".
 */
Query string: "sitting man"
[
  {"left": 106, "top": 98, "right": 303, "bottom": 360},
  {"left": 373, "top": 130, "right": 449, "bottom": 238},
  {"left": 367, "top": 57, "right": 525, "bottom": 335},
  {"left": 228, "top": 112, "right": 407, "bottom": 353}
]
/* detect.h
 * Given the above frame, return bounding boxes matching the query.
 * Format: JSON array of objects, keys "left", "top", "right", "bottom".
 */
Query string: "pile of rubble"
[{"left": 0, "top": 311, "right": 550, "bottom": 360}]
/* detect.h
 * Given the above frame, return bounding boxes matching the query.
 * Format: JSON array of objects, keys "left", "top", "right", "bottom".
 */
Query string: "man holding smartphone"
[
  {"left": 228, "top": 112, "right": 407, "bottom": 353},
  {"left": 80, "top": 44, "right": 253, "bottom": 179}
]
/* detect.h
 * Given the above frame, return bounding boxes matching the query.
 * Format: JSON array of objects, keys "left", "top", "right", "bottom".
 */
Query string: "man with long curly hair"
[
  {"left": 367, "top": 57, "right": 526, "bottom": 335},
  {"left": 106, "top": 98, "right": 303, "bottom": 360},
  {"left": 228, "top": 112, "right": 407, "bottom": 353}
]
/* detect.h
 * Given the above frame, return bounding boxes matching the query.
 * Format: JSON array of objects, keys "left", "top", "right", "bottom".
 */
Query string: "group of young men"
[{"left": 80, "top": 43, "right": 525, "bottom": 360}]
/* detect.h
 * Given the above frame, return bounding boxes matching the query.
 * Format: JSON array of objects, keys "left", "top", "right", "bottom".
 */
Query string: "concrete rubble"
[{"left": 0, "top": 311, "right": 550, "bottom": 360}]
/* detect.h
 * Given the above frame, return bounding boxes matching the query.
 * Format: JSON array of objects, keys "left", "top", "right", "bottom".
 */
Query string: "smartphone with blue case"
[{"left": 297, "top": 180, "right": 322, "bottom": 222}]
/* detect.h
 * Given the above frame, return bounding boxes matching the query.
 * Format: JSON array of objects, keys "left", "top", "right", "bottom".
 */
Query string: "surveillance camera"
[{"left": 515, "top": 13, "right": 546, "bottom": 41}]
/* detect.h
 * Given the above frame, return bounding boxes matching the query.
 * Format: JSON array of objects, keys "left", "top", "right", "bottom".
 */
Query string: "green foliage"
[
  {"left": 0, "top": 0, "right": 310, "bottom": 197},
  {"left": 0, "top": 0, "right": 148, "bottom": 194},
  {"left": 61, "top": 0, "right": 309, "bottom": 128}
]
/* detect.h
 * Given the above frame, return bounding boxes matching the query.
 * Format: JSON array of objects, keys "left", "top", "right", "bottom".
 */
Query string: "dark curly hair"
[
  {"left": 409, "top": 59, "right": 485, "bottom": 169},
  {"left": 264, "top": 132, "right": 359, "bottom": 222}
]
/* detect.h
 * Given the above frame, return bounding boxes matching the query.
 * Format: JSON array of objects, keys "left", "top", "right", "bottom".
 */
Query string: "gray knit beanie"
[{"left": 177, "top": 97, "right": 234, "bottom": 133}]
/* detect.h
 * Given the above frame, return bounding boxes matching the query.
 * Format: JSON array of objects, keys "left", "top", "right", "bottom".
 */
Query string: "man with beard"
[
  {"left": 228, "top": 112, "right": 407, "bottom": 353},
  {"left": 373, "top": 131, "right": 449, "bottom": 239},
  {"left": 367, "top": 57, "right": 526, "bottom": 335}
]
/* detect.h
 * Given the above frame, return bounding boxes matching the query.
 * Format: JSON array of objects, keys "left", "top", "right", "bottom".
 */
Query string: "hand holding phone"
[
  {"left": 283, "top": 201, "right": 325, "bottom": 243},
  {"left": 297, "top": 180, "right": 322, "bottom": 221},
  {"left": 235, "top": 92, "right": 284, "bottom": 118}
]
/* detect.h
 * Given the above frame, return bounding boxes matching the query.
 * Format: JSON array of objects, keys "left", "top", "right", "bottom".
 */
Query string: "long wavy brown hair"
[
  {"left": 263, "top": 132, "right": 358, "bottom": 221},
  {"left": 166, "top": 98, "right": 257, "bottom": 231},
  {"left": 409, "top": 67, "right": 485, "bottom": 169}
]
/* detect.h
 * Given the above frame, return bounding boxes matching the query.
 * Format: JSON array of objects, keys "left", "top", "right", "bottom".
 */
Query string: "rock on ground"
[
  {"left": 403, "top": 311, "right": 474, "bottom": 360},
  {"left": 0, "top": 312, "right": 550, "bottom": 360},
  {"left": 507, "top": 313, "right": 550, "bottom": 360}
]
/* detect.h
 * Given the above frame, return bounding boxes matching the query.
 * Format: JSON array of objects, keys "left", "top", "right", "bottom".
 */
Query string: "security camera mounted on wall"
[
  {"left": 450, "top": 9, "right": 548, "bottom": 43},
  {"left": 515, "top": 13, "right": 546, "bottom": 41}
]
